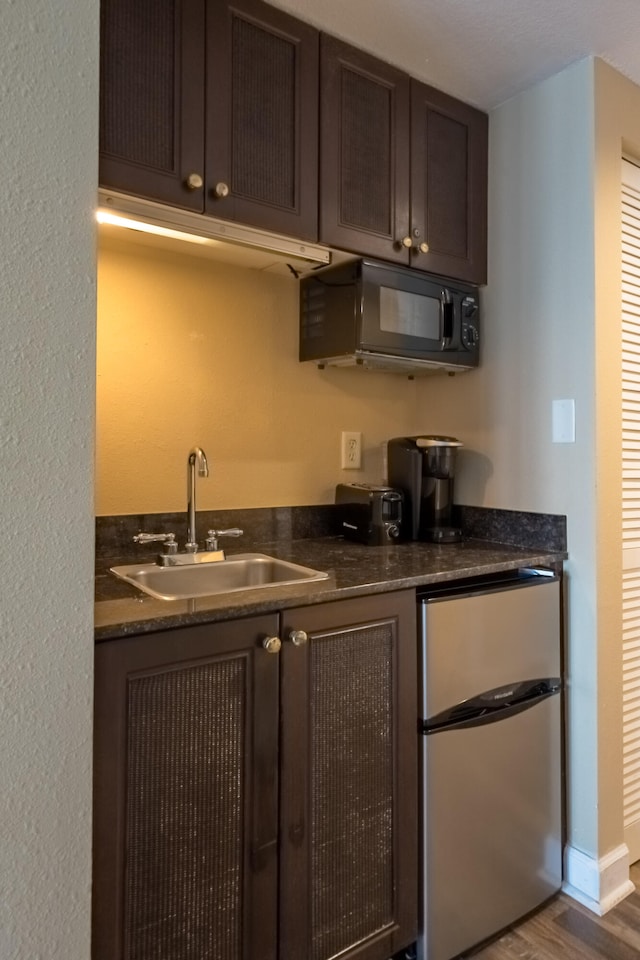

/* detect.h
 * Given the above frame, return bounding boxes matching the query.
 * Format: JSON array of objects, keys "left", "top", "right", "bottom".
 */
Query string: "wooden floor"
[{"left": 467, "top": 863, "right": 640, "bottom": 960}]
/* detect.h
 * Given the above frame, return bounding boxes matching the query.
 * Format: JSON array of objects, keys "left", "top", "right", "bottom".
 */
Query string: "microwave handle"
[{"left": 441, "top": 289, "right": 453, "bottom": 347}]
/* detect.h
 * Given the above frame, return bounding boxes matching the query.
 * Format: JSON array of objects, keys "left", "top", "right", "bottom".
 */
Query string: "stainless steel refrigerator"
[{"left": 417, "top": 569, "right": 562, "bottom": 960}]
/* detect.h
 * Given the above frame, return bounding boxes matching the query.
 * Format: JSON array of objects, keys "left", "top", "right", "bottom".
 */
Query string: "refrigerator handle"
[{"left": 421, "top": 677, "right": 561, "bottom": 735}]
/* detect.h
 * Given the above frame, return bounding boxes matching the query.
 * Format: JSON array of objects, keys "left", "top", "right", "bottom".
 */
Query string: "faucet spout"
[{"left": 186, "top": 446, "right": 209, "bottom": 552}]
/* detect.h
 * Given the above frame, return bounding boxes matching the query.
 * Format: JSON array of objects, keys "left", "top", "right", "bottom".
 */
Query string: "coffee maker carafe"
[{"left": 387, "top": 436, "right": 463, "bottom": 543}]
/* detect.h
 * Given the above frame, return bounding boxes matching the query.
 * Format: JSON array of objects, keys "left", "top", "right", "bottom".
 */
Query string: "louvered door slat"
[
  {"left": 621, "top": 161, "right": 640, "bottom": 860},
  {"left": 622, "top": 159, "right": 640, "bottom": 856}
]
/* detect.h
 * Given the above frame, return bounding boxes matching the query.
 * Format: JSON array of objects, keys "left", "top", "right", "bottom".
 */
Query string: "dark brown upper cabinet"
[
  {"left": 320, "top": 36, "right": 488, "bottom": 284},
  {"left": 206, "top": 0, "right": 319, "bottom": 239},
  {"left": 99, "top": 0, "right": 319, "bottom": 239},
  {"left": 410, "top": 80, "right": 488, "bottom": 284},
  {"left": 99, "top": 0, "right": 206, "bottom": 211},
  {"left": 319, "top": 36, "right": 411, "bottom": 265}
]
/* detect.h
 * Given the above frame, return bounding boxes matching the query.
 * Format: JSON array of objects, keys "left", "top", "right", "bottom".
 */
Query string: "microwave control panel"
[{"left": 461, "top": 295, "right": 479, "bottom": 350}]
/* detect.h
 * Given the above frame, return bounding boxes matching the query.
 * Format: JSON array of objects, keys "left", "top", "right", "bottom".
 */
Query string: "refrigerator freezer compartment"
[{"left": 420, "top": 575, "right": 560, "bottom": 719}]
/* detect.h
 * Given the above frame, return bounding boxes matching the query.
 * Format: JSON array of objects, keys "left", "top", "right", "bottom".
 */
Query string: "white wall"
[
  {"left": 418, "top": 58, "right": 631, "bottom": 910},
  {"left": 0, "top": 2, "right": 98, "bottom": 957}
]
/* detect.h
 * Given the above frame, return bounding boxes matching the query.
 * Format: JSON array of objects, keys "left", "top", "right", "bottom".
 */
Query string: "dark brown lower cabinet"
[
  {"left": 279, "top": 591, "right": 418, "bottom": 960},
  {"left": 92, "top": 591, "right": 417, "bottom": 960}
]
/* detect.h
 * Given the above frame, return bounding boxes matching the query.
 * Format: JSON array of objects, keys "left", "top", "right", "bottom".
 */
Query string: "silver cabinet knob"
[
  {"left": 262, "top": 636, "right": 282, "bottom": 654},
  {"left": 288, "top": 629, "right": 308, "bottom": 647},
  {"left": 213, "top": 181, "right": 230, "bottom": 198},
  {"left": 418, "top": 241, "right": 429, "bottom": 254},
  {"left": 185, "top": 172, "right": 203, "bottom": 190},
  {"left": 401, "top": 236, "right": 413, "bottom": 248}
]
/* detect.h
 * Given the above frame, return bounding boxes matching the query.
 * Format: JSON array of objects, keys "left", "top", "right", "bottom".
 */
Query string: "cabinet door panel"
[
  {"left": 320, "top": 36, "right": 410, "bottom": 263},
  {"left": 279, "top": 591, "right": 418, "bottom": 960},
  {"left": 99, "top": 0, "right": 205, "bottom": 210},
  {"left": 92, "top": 616, "right": 279, "bottom": 960},
  {"left": 206, "top": 0, "right": 319, "bottom": 239},
  {"left": 410, "top": 81, "right": 488, "bottom": 283}
]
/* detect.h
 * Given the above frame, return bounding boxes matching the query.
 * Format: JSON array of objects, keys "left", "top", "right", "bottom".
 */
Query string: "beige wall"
[
  {"left": 1, "top": 1, "right": 98, "bottom": 956},
  {"left": 97, "top": 234, "right": 429, "bottom": 515}
]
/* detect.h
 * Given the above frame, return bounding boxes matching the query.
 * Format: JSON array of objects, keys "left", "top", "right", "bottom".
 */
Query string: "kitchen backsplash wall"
[{"left": 96, "top": 233, "right": 430, "bottom": 514}]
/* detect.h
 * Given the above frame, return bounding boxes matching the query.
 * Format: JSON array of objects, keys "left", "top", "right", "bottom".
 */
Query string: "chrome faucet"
[
  {"left": 133, "top": 446, "right": 243, "bottom": 565},
  {"left": 185, "top": 446, "right": 209, "bottom": 552}
]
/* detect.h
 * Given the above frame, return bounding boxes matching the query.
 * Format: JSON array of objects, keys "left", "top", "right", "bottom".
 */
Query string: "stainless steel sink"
[{"left": 111, "top": 552, "right": 329, "bottom": 600}]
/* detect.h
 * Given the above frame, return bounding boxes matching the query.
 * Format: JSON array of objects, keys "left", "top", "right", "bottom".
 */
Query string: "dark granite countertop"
[{"left": 95, "top": 534, "right": 567, "bottom": 641}]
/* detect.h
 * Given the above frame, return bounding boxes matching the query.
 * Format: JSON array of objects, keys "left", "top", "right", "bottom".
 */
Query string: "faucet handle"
[
  {"left": 133, "top": 532, "right": 177, "bottom": 554},
  {"left": 205, "top": 528, "right": 244, "bottom": 551}
]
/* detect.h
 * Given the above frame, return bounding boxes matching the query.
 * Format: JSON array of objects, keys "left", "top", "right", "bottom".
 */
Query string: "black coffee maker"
[{"left": 387, "top": 436, "right": 463, "bottom": 543}]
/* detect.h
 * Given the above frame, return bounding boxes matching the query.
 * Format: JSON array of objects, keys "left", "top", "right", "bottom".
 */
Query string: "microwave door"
[{"left": 361, "top": 281, "right": 444, "bottom": 355}]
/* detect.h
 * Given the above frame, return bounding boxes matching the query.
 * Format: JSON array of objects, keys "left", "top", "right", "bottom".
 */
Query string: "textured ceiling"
[{"left": 272, "top": 0, "right": 640, "bottom": 109}]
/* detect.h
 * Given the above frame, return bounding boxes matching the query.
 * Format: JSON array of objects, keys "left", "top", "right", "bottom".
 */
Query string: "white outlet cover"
[{"left": 341, "top": 431, "right": 362, "bottom": 469}]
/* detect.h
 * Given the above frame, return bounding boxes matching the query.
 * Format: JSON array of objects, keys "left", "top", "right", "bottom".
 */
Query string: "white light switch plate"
[{"left": 552, "top": 399, "right": 575, "bottom": 443}]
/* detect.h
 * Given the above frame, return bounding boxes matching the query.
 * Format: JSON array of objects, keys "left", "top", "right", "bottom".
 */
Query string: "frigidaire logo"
[{"left": 493, "top": 689, "right": 514, "bottom": 700}]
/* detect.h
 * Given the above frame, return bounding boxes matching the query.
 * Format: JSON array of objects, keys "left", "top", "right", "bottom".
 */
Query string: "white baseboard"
[{"left": 562, "top": 843, "right": 636, "bottom": 915}]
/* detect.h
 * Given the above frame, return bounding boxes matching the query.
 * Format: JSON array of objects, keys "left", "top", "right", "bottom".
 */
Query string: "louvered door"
[
  {"left": 319, "top": 35, "right": 411, "bottom": 263},
  {"left": 99, "top": 0, "right": 206, "bottom": 210},
  {"left": 279, "top": 591, "right": 418, "bottom": 960},
  {"left": 206, "top": 0, "right": 319, "bottom": 239},
  {"left": 92, "top": 616, "right": 280, "bottom": 960},
  {"left": 621, "top": 158, "right": 640, "bottom": 862}
]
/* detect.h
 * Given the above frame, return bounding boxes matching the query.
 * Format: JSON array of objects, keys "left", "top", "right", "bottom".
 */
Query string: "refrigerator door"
[
  {"left": 422, "top": 693, "right": 562, "bottom": 960},
  {"left": 420, "top": 577, "right": 560, "bottom": 720}
]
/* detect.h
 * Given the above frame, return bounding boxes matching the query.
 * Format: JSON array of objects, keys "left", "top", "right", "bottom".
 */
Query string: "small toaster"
[{"left": 335, "top": 483, "right": 403, "bottom": 545}]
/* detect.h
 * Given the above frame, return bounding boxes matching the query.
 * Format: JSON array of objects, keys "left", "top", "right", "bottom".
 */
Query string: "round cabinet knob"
[
  {"left": 418, "top": 242, "right": 429, "bottom": 254},
  {"left": 401, "top": 236, "right": 413, "bottom": 249},
  {"left": 213, "top": 181, "right": 230, "bottom": 198},
  {"left": 262, "top": 636, "right": 282, "bottom": 654},
  {"left": 288, "top": 629, "right": 308, "bottom": 647},
  {"left": 185, "top": 172, "right": 203, "bottom": 190},
  {"left": 388, "top": 524, "right": 400, "bottom": 539}
]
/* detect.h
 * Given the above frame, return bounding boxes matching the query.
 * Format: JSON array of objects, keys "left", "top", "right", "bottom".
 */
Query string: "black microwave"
[{"left": 299, "top": 258, "right": 480, "bottom": 375}]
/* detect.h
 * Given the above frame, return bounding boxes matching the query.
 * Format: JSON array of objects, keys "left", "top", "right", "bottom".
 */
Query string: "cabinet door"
[
  {"left": 410, "top": 80, "right": 488, "bottom": 284},
  {"left": 99, "top": 0, "right": 206, "bottom": 210},
  {"left": 92, "top": 615, "right": 280, "bottom": 960},
  {"left": 279, "top": 591, "right": 418, "bottom": 960},
  {"left": 319, "top": 35, "right": 411, "bottom": 263},
  {"left": 206, "top": 0, "right": 319, "bottom": 240}
]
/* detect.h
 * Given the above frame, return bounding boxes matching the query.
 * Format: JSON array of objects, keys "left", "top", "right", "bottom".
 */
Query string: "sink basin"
[{"left": 110, "top": 552, "right": 329, "bottom": 600}]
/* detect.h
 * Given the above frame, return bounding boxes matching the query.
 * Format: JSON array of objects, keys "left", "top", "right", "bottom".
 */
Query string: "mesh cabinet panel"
[
  {"left": 124, "top": 659, "right": 246, "bottom": 960},
  {"left": 339, "top": 70, "right": 392, "bottom": 235},
  {"left": 100, "top": 0, "right": 176, "bottom": 170},
  {"left": 424, "top": 110, "right": 469, "bottom": 259},
  {"left": 309, "top": 623, "right": 395, "bottom": 960},
  {"left": 231, "top": 16, "right": 296, "bottom": 209}
]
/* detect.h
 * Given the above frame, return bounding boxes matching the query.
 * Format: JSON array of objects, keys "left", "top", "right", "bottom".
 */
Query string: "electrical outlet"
[{"left": 341, "top": 431, "right": 362, "bottom": 469}]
